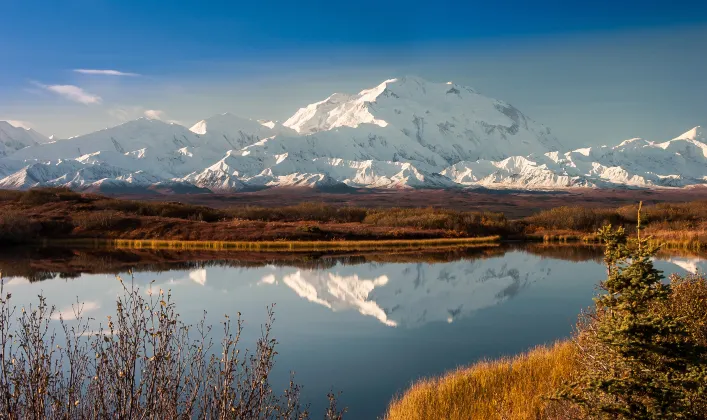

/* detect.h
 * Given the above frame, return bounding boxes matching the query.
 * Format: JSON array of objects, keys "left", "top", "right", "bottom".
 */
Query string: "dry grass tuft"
[{"left": 384, "top": 341, "right": 580, "bottom": 420}]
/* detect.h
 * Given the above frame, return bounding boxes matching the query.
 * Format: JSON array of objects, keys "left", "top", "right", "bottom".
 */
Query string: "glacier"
[{"left": 0, "top": 77, "right": 705, "bottom": 192}]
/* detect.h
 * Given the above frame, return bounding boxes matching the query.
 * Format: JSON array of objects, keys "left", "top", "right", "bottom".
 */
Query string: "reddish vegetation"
[
  {"left": 119, "top": 186, "right": 707, "bottom": 218},
  {"left": 0, "top": 188, "right": 510, "bottom": 244},
  {"left": 2, "top": 187, "right": 707, "bottom": 247}
]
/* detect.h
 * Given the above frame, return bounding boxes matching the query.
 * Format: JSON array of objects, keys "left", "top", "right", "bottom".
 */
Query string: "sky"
[{"left": 1, "top": 0, "right": 706, "bottom": 149}]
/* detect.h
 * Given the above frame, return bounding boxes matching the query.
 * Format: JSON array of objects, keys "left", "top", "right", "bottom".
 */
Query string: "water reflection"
[
  {"left": 0, "top": 243, "right": 601, "bottom": 282},
  {"left": 255, "top": 255, "right": 548, "bottom": 328},
  {"left": 1, "top": 245, "right": 702, "bottom": 330},
  {"left": 0, "top": 244, "right": 704, "bottom": 418}
]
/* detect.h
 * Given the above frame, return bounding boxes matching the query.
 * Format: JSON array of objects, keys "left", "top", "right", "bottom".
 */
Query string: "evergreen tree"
[{"left": 559, "top": 203, "right": 707, "bottom": 419}]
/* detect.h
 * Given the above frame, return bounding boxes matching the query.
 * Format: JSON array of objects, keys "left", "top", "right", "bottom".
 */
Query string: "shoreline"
[{"left": 41, "top": 235, "right": 502, "bottom": 252}]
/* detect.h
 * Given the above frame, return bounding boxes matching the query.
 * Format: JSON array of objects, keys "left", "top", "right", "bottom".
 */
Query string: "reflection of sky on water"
[{"left": 3, "top": 250, "right": 704, "bottom": 419}]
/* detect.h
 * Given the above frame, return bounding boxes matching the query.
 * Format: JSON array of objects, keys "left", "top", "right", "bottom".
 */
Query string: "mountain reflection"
[
  {"left": 252, "top": 253, "right": 549, "bottom": 327},
  {"left": 1, "top": 244, "right": 704, "bottom": 328}
]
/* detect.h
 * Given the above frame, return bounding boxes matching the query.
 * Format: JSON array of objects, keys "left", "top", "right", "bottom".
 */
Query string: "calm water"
[{"left": 1, "top": 245, "right": 704, "bottom": 419}]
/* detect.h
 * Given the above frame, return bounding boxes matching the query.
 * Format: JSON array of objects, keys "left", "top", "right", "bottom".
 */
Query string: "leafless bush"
[{"left": 0, "top": 274, "right": 345, "bottom": 419}]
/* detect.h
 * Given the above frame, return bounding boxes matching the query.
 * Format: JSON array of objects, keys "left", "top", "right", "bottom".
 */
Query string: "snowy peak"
[
  {"left": 9, "top": 117, "right": 204, "bottom": 163},
  {"left": 673, "top": 126, "right": 705, "bottom": 142},
  {"left": 189, "top": 113, "right": 262, "bottom": 135},
  {"left": 283, "top": 93, "right": 357, "bottom": 133},
  {"left": 2, "top": 77, "right": 706, "bottom": 192},
  {"left": 284, "top": 76, "right": 562, "bottom": 162},
  {"left": 191, "top": 113, "right": 297, "bottom": 141},
  {"left": 0, "top": 121, "right": 49, "bottom": 157}
]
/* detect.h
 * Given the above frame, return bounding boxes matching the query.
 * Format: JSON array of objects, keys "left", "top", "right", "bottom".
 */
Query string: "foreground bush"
[
  {"left": 385, "top": 341, "right": 579, "bottom": 420},
  {"left": 559, "top": 214, "right": 707, "bottom": 419},
  {"left": 0, "top": 275, "right": 344, "bottom": 419}
]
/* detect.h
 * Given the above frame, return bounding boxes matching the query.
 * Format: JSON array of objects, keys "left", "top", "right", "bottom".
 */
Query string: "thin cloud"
[
  {"left": 34, "top": 82, "right": 102, "bottom": 105},
  {"left": 107, "top": 106, "right": 182, "bottom": 125},
  {"left": 144, "top": 109, "right": 166, "bottom": 120},
  {"left": 74, "top": 69, "right": 140, "bottom": 77},
  {"left": 144, "top": 109, "right": 182, "bottom": 125}
]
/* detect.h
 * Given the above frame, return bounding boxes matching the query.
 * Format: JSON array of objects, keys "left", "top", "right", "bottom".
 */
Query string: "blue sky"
[{"left": 1, "top": 0, "right": 706, "bottom": 147}]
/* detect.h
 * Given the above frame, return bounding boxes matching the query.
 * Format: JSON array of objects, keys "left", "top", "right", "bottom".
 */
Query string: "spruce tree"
[{"left": 559, "top": 203, "right": 707, "bottom": 419}]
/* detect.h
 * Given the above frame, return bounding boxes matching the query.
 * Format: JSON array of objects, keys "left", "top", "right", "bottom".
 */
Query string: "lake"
[{"left": 1, "top": 244, "right": 703, "bottom": 419}]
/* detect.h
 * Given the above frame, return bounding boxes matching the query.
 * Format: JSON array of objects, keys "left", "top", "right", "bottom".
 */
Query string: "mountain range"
[{"left": 1, "top": 76, "right": 705, "bottom": 192}]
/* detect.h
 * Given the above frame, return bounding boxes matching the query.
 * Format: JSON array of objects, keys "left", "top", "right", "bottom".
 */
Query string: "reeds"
[
  {"left": 107, "top": 236, "right": 502, "bottom": 252},
  {"left": 526, "top": 232, "right": 600, "bottom": 243}
]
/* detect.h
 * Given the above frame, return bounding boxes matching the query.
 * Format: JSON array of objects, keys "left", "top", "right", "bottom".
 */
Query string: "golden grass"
[
  {"left": 645, "top": 228, "right": 707, "bottom": 250},
  {"left": 525, "top": 231, "right": 600, "bottom": 243},
  {"left": 47, "top": 236, "right": 502, "bottom": 252},
  {"left": 384, "top": 341, "right": 579, "bottom": 420}
]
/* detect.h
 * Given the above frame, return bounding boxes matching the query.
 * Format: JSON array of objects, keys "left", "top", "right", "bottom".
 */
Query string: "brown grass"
[{"left": 385, "top": 341, "right": 579, "bottom": 420}]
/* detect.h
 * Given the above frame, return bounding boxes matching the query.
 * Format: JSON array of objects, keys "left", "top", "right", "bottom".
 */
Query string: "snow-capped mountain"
[
  {"left": 444, "top": 126, "right": 707, "bottom": 188},
  {"left": 0, "top": 121, "right": 49, "bottom": 158},
  {"left": 0, "top": 77, "right": 705, "bottom": 191},
  {"left": 189, "top": 113, "right": 297, "bottom": 148},
  {"left": 283, "top": 76, "right": 561, "bottom": 162}
]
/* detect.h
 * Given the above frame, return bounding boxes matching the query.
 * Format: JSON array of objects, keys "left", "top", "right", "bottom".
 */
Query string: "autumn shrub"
[
  {"left": 0, "top": 210, "right": 42, "bottom": 244},
  {"left": 72, "top": 211, "right": 123, "bottom": 231},
  {"left": 661, "top": 273, "right": 707, "bottom": 348},
  {"left": 363, "top": 208, "right": 510, "bottom": 236},
  {"left": 523, "top": 206, "right": 624, "bottom": 232},
  {"left": 95, "top": 199, "right": 227, "bottom": 222},
  {"left": 0, "top": 190, "right": 22, "bottom": 202},
  {"left": 230, "top": 203, "right": 367, "bottom": 223},
  {"left": 19, "top": 187, "right": 86, "bottom": 205}
]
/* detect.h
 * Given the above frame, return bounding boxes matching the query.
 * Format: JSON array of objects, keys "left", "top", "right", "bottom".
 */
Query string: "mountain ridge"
[{"left": 0, "top": 77, "right": 705, "bottom": 192}]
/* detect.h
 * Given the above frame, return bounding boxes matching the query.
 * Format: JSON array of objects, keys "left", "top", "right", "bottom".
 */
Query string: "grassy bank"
[{"left": 385, "top": 341, "right": 578, "bottom": 420}]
